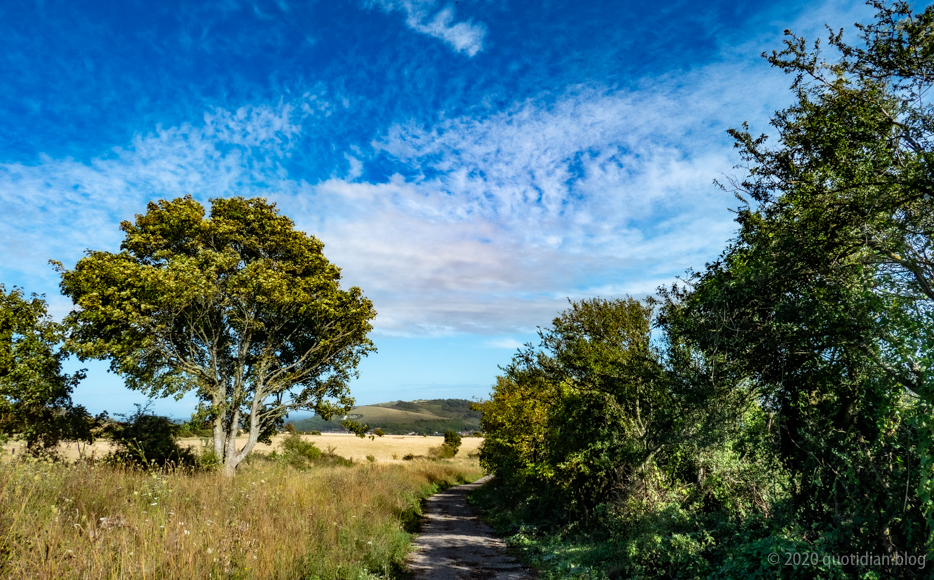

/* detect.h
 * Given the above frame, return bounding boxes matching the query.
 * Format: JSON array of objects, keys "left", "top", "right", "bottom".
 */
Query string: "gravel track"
[{"left": 407, "top": 476, "right": 533, "bottom": 580}]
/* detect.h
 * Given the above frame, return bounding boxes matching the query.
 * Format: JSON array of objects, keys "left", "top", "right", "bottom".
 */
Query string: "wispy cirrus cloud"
[
  {"left": 0, "top": 0, "right": 869, "bottom": 336},
  {"left": 366, "top": 0, "right": 487, "bottom": 56},
  {"left": 0, "top": 101, "right": 310, "bottom": 310},
  {"left": 0, "top": 58, "right": 779, "bottom": 335}
]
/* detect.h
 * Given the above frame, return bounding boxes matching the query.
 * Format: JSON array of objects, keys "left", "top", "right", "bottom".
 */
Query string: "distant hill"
[{"left": 289, "top": 399, "right": 481, "bottom": 435}]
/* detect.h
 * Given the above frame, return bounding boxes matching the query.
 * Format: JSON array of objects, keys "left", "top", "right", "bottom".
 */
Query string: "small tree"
[
  {"left": 443, "top": 430, "right": 462, "bottom": 456},
  {"left": 0, "top": 285, "right": 94, "bottom": 455},
  {"left": 58, "top": 196, "right": 376, "bottom": 475}
]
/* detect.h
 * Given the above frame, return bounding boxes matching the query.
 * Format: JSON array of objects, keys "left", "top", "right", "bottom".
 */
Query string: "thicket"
[{"left": 474, "top": 3, "right": 934, "bottom": 578}]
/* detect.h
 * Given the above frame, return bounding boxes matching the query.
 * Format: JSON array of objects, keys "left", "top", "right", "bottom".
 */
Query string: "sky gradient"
[{"left": 1, "top": 0, "right": 879, "bottom": 417}]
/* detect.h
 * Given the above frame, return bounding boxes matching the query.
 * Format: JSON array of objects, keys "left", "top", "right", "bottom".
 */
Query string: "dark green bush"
[{"left": 105, "top": 402, "right": 195, "bottom": 468}]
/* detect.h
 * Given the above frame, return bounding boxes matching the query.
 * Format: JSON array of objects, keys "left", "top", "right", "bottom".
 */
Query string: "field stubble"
[{"left": 0, "top": 449, "right": 482, "bottom": 579}]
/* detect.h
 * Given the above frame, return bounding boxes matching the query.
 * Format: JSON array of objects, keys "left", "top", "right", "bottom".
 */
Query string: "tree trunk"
[
  {"left": 212, "top": 415, "right": 225, "bottom": 464},
  {"left": 222, "top": 409, "right": 241, "bottom": 477}
]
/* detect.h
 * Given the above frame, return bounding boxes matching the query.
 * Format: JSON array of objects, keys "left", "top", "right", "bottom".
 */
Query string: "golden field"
[
  {"left": 0, "top": 452, "right": 483, "bottom": 579},
  {"left": 3, "top": 433, "right": 483, "bottom": 463}
]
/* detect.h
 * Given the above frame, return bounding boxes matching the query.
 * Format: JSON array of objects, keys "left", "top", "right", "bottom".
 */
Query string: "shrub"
[
  {"left": 373, "top": 428, "right": 385, "bottom": 437},
  {"left": 105, "top": 402, "right": 194, "bottom": 468},
  {"left": 279, "top": 432, "right": 322, "bottom": 468},
  {"left": 429, "top": 445, "right": 456, "bottom": 459},
  {"left": 274, "top": 433, "right": 355, "bottom": 469}
]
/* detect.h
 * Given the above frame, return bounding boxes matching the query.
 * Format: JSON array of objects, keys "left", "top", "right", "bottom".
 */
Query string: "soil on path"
[{"left": 408, "top": 475, "right": 533, "bottom": 580}]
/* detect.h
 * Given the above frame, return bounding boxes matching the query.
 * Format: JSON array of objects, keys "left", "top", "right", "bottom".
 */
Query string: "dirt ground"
[
  {"left": 2, "top": 432, "right": 483, "bottom": 463},
  {"left": 408, "top": 476, "right": 533, "bottom": 580}
]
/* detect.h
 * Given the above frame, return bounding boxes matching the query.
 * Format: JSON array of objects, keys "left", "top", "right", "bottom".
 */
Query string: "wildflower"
[
  {"left": 151, "top": 502, "right": 157, "bottom": 506},
  {"left": 207, "top": 548, "right": 213, "bottom": 554}
]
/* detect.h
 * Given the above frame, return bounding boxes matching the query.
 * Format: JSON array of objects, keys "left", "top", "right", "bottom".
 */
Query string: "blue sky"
[{"left": 1, "top": 0, "right": 880, "bottom": 417}]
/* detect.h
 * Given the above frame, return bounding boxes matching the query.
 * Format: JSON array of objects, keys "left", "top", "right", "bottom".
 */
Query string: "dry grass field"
[
  {"left": 262, "top": 433, "right": 483, "bottom": 462},
  {"left": 3, "top": 432, "right": 483, "bottom": 463},
  {"left": 0, "top": 451, "right": 483, "bottom": 579}
]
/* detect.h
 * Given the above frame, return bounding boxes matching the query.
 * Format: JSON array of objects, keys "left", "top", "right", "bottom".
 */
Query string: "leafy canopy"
[
  {"left": 57, "top": 196, "right": 376, "bottom": 474},
  {"left": 0, "top": 285, "right": 92, "bottom": 454}
]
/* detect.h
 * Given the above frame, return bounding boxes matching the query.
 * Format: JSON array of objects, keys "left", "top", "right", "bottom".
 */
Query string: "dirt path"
[{"left": 407, "top": 475, "right": 533, "bottom": 580}]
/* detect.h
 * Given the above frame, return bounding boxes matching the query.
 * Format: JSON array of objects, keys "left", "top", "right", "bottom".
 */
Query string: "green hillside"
[{"left": 289, "top": 399, "right": 481, "bottom": 435}]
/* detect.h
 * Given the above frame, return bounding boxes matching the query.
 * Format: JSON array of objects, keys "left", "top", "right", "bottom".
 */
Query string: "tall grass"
[{"left": 0, "top": 455, "right": 481, "bottom": 579}]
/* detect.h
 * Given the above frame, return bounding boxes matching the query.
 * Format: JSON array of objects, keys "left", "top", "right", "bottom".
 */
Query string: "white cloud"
[
  {"left": 0, "top": 102, "right": 307, "bottom": 292},
  {"left": 367, "top": 0, "right": 487, "bottom": 56},
  {"left": 0, "top": 68, "right": 773, "bottom": 337},
  {"left": 0, "top": 0, "right": 869, "bottom": 336}
]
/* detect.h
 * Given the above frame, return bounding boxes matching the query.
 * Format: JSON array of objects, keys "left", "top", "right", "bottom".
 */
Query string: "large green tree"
[
  {"left": 0, "top": 285, "right": 93, "bottom": 455},
  {"left": 57, "top": 196, "right": 376, "bottom": 475},
  {"left": 673, "top": 0, "right": 934, "bottom": 556}
]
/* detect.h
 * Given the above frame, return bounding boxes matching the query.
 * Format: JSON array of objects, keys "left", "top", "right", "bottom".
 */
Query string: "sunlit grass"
[{"left": 0, "top": 453, "right": 482, "bottom": 579}]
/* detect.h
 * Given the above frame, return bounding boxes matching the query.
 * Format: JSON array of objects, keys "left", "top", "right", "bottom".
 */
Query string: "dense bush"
[
  {"left": 475, "top": 4, "right": 934, "bottom": 576},
  {"left": 105, "top": 403, "right": 195, "bottom": 468}
]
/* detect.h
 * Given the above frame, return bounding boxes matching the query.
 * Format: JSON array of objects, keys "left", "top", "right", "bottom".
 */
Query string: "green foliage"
[
  {"left": 0, "top": 285, "right": 95, "bottom": 455},
  {"left": 56, "top": 196, "right": 376, "bottom": 475},
  {"left": 373, "top": 427, "right": 385, "bottom": 437},
  {"left": 105, "top": 402, "right": 195, "bottom": 468},
  {"left": 476, "top": 4, "right": 934, "bottom": 577},
  {"left": 477, "top": 296, "right": 748, "bottom": 521},
  {"left": 443, "top": 430, "right": 462, "bottom": 455},
  {"left": 279, "top": 432, "right": 323, "bottom": 468}
]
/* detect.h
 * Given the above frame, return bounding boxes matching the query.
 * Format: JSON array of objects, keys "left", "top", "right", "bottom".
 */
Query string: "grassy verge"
[{"left": 0, "top": 454, "right": 482, "bottom": 579}]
